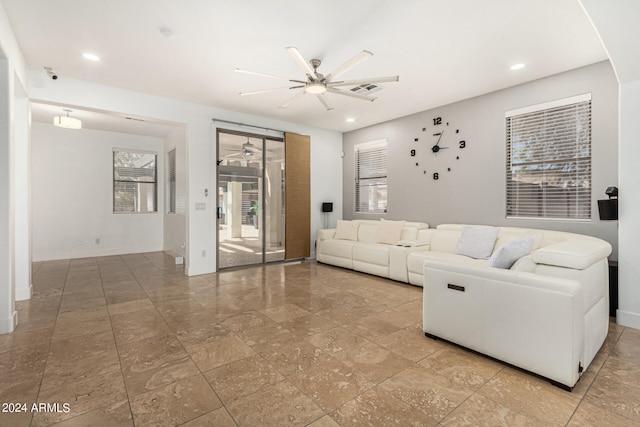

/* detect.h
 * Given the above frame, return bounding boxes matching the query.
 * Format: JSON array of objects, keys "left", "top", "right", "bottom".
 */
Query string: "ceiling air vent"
[{"left": 350, "top": 83, "right": 383, "bottom": 95}]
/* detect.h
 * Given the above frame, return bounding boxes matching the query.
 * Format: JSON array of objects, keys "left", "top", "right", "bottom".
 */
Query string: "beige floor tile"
[
  {"left": 110, "top": 308, "right": 173, "bottom": 346},
  {"left": 288, "top": 356, "right": 375, "bottom": 411},
  {"left": 349, "top": 316, "right": 402, "bottom": 340},
  {"left": 47, "top": 399, "right": 134, "bottom": 427},
  {"left": 7, "top": 257, "right": 638, "bottom": 427},
  {"left": 52, "top": 315, "right": 113, "bottom": 341},
  {"left": 0, "top": 369, "right": 43, "bottom": 402},
  {"left": 568, "top": 400, "right": 640, "bottom": 426},
  {"left": 40, "top": 355, "right": 121, "bottom": 392},
  {"left": 107, "top": 298, "right": 155, "bottom": 315},
  {"left": 418, "top": 346, "right": 503, "bottom": 390},
  {"left": 32, "top": 363, "right": 128, "bottom": 426},
  {"left": 584, "top": 375, "right": 640, "bottom": 423},
  {"left": 337, "top": 340, "right": 414, "bottom": 383},
  {"left": 380, "top": 365, "right": 474, "bottom": 423},
  {"left": 598, "top": 356, "right": 640, "bottom": 389},
  {"left": 0, "top": 409, "right": 33, "bottom": 427},
  {"left": 226, "top": 380, "right": 324, "bottom": 427},
  {"left": 259, "top": 339, "right": 337, "bottom": 377},
  {"left": 307, "top": 415, "right": 341, "bottom": 427},
  {"left": 186, "top": 334, "right": 256, "bottom": 371},
  {"left": 181, "top": 407, "right": 237, "bottom": 427},
  {"left": 440, "top": 393, "right": 540, "bottom": 426},
  {"left": 129, "top": 374, "right": 222, "bottom": 427},
  {"left": 330, "top": 386, "right": 436, "bottom": 427},
  {"left": 306, "top": 327, "right": 370, "bottom": 356},
  {"left": 377, "top": 328, "right": 444, "bottom": 361},
  {"left": 261, "top": 303, "right": 311, "bottom": 323},
  {"left": 204, "top": 354, "right": 285, "bottom": 404},
  {"left": 619, "top": 327, "right": 640, "bottom": 347},
  {"left": 478, "top": 368, "right": 581, "bottom": 426},
  {"left": 610, "top": 338, "right": 640, "bottom": 364}
]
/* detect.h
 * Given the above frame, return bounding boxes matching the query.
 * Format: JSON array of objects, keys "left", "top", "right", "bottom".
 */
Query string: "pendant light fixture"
[{"left": 53, "top": 109, "right": 82, "bottom": 130}]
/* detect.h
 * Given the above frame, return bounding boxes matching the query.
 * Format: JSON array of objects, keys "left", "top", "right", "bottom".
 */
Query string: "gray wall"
[{"left": 343, "top": 61, "right": 619, "bottom": 259}]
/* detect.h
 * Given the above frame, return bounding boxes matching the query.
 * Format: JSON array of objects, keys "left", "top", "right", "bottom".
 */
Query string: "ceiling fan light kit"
[
  {"left": 53, "top": 109, "right": 82, "bottom": 130},
  {"left": 237, "top": 47, "right": 399, "bottom": 111}
]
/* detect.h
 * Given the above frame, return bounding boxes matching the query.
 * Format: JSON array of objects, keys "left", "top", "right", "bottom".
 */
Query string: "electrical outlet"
[
  {"left": 95, "top": 238, "right": 100, "bottom": 244},
  {"left": 201, "top": 249, "right": 206, "bottom": 257}
]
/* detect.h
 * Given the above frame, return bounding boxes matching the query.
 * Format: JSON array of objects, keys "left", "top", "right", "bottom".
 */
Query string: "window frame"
[
  {"left": 354, "top": 139, "right": 388, "bottom": 214},
  {"left": 505, "top": 93, "right": 592, "bottom": 221},
  {"left": 112, "top": 148, "right": 158, "bottom": 214},
  {"left": 167, "top": 148, "right": 176, "bottom": 214}
]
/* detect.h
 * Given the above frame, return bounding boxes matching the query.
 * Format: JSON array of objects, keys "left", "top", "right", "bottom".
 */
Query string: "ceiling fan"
[
  {"left": 236, "top": 47, "right": 399, "bottom": 111},
  {"left": 223, "top": 139, "right": 261, "bottom": 160}
]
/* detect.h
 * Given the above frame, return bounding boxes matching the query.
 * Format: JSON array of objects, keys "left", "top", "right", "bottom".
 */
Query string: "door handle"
[{"left": 217, "top": 207, "right": 222, "bottom": 219}]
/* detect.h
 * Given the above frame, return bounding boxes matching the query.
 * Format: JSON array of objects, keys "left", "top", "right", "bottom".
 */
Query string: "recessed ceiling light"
[
  {"left": 510, "top": 63, "right": 525, "bottom": 71},
  {"left": 159, "top": 27, "right": 174, "bottom": 38},
  {"left": 82, "top": 53, "right": 100, "bottom": 61},
  {"left": 346, "top": 118, "right": 355, "bottom": 122}
]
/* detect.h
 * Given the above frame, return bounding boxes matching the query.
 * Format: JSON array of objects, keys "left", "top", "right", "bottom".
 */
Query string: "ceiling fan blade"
[
  {"left": 285, "top": 47, "right": 318, "bottom": 80},
  {"left": 324, "top": 50, "right": 373, "bottom": 82},
  {"left": 239, "top": 87, "right": 292, "bottom": 96},
  {"left": 316, "top": 94, "right": 334, "bottom": 111},
  {"left": 328, "top": 75, "right": 399, "bottom": 87},
  {"left": 279, "top": 90, "right": 305, "bottom": 109},
  {"left": 235, "top": 68, "right": 302, "bottom": 82},
  {"left": 326, "top": 87, "right": 377, "bottom": 102}
]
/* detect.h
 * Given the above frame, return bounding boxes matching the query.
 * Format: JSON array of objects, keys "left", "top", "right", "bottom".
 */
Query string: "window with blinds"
[
  {"left": 355, "top": 139, "right": 387, "bottom": 214},
  {"left": 167, "top": 148, "right": 176, "bottom": 213},
  {"left": 506, "top": 94, "right": 592, "bottom": 220},
  {"left": 113, "top": 149, "right": 158, "bottom": 213}
]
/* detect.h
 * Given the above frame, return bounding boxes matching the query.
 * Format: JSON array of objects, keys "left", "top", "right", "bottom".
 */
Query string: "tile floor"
[{"left": 1, "top": 252, "right": 639, "bottom": 426}]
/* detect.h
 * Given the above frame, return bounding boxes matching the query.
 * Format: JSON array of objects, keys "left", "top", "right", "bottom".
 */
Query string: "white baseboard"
[
  {"left": 617, "top": 309, "right": 640, "bottom": 330},
  {"left": 15, "top": 283, "right": 33, "bottom": 301},
  {"left": 1, "top": 311, "right": 18, "bottom": 334}
]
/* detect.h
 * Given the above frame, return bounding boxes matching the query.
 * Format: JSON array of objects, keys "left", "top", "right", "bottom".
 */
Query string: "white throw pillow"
[
  {"left": 334, "top": 220, "right": 359, "bottom": 241},
  {"left": 487, "top": 238, "right": 534, "bottom": 269},
  {"left": 456, "top": 225, "right": 499, "bottom": 259},
  {"left": 376, "top": 219, "right": 406, "bottom": 245}
]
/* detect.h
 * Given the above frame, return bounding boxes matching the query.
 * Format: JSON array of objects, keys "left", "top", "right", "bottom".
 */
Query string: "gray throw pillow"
[{"left": 487, "top": 238, "right": 535, "bottom": 269}]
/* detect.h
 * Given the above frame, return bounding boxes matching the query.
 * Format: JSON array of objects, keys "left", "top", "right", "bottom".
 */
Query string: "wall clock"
[{"left": 409, "top": 116, "right": 467, "bottom": 181}]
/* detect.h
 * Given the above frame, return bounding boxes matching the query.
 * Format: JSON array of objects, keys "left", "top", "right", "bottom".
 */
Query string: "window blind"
[
  {"left": 168, "top": 148, "right": 176, "bottom": 213},
  {"left": 113, "top": 149, "right": 158, "bottom": 213},
  {"left": 355, "top": 140, "right": 387, "bottom": 214},
  {"left": 506, "top": 95, "right": 591, "bottom": 220}
]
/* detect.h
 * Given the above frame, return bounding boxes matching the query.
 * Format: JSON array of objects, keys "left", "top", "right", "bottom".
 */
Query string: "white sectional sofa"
[
  {"left": 316, "top": 219, "right": 429, "bottom": 282},
  {"left": 316, "top": 221, "right": 613, "bottom": 390}
]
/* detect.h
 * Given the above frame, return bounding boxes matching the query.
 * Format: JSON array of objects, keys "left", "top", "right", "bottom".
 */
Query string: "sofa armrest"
[
  {"left": 423, "top": 259, "right": 581, "bottom": 295},
  {"left": 532, "top": 239, "right": 612, "bottom": 270},
  {"left": 317, "top": 228, "right": 336, "bottom": 241}
]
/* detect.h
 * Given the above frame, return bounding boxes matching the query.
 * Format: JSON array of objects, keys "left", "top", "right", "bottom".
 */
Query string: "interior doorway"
[{"left": 217, "top": 130, "right": 285, "bottom": 269}]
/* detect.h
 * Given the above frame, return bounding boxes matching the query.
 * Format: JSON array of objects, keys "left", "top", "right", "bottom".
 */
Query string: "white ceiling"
[{"left": 2, "top": 0, "right": 607, "bottom": 134}]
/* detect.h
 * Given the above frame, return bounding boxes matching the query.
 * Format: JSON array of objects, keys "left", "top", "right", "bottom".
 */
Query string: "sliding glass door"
[{"left": 217, "top": 130, "right": 285, "bottom": 269}]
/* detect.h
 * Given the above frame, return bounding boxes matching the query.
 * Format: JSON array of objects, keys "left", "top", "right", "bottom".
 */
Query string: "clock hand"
[{"left": 432, "top": 130, "right": 447, "bottom": 153}]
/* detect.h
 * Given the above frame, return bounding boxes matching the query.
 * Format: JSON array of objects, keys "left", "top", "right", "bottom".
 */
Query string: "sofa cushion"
[
  {"left": 334, "top": 220, "right": 359, "bottom": 241},
  {"left": 456, "top": 225, "right": 499, "bottom": 259},
  {"left": 376, "top": 219, "right": 406, "bottom": 245},
  {"left": 487, "top": 238, "right": 534, "bottom": 269}
]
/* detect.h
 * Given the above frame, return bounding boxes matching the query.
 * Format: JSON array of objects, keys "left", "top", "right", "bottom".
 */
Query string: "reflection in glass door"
[{"left": 217, "top": 131, "right": 285, "bottom": 269}]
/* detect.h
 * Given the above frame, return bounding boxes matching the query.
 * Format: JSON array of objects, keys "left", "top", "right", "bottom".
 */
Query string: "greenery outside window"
[
  {"left": 355, "top": 139, "right": 387, "bottom": 214},
  {"left": 113, "top": 149, "right": 157, "bottom": 213},
  {"left": 506, "top": 94, "right": 592, "bottom": 220}
]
